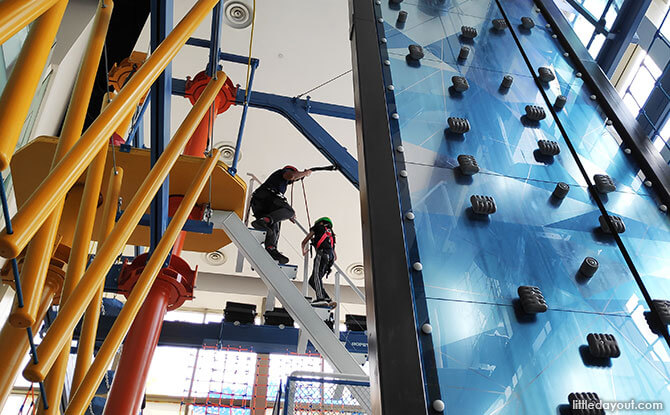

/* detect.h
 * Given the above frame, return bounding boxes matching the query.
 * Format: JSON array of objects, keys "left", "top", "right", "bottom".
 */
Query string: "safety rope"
[
  {"left": 0, "top": 178, "right": 48, "bottom": 409},
  {"left": 102, "top": 42, "right": 119, "bottom": 175},
  {"left": 243, "top": 0, "right": 256, "bottom": 101},
  {"left": 295, "top": 69, "right": 352, "bottom": 99},
  {"left": 300, "top": 179, "right": 311, "bottom": 226}
]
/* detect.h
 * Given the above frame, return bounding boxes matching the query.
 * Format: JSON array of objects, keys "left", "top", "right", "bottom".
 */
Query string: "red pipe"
[
  {"left": 103, "top": 282, "right": 170, "bottom": 415},
  {"left": 172, "top": 71, "right": 235, "bottom": 255},
  {"left": 171, "top": 107, "right": 215, "bottom": 256}
]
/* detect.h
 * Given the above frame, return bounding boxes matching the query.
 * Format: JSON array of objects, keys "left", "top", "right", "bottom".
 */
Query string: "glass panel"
[
  {"left": 588, "top": 33, "right": 605, "bottom": 58},
  {"left": 145, "top": 346, "right": 197, "bottom": 396},
  {"left": 378, "top": 0, "right": 670, "bottom": 410},
  {"left": 164, "top": 309, "right": 205, "bottom": 323},
  {"left": 427, "top": 299, "right": 670, "bottom": 414},
  {"left": 622, "top": 92, "right": 640, "bottom": 116},
  {"left": 629, "top": 67, "right": 656, "bottom": 105}
]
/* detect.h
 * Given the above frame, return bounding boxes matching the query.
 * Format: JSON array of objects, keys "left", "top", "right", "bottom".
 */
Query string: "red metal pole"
[{"left": 102, "top": 282, "right": 170, "bottom": 415}]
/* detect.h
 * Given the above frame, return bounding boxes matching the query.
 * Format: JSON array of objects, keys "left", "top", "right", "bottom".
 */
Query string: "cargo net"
[
  {"left": 283, "top": 374, "right": 371, "bottom": 415},
  {"left": 182, "top": 345, "right": 256, "bottom": 415}
]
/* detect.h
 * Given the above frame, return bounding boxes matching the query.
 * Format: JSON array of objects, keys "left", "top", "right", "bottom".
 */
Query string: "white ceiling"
[{"left": 128, "top": 0, "right": 364, "bottom": 318}]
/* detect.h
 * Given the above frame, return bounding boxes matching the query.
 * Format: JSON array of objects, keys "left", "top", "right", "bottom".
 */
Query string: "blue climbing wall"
[{"left": 375, "top": 0, "right": 670, "bottom": 413}]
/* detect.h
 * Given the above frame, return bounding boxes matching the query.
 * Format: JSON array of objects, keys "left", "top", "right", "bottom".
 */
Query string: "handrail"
[
  {"left": 244, "top": 173, "right": 365, "bottom": 303},
  {"left": 0, "top": 0, "right": 61, "bottom": 45},
  {"left": 0, "top": 0, "right": 68, "bottom": 171},
  {"left": 22, "top": 72, "right": 228, "bottom": 383},
  {"left": 0, "top": 0, "right": 222, "bottom": 260},
  {"left": 65, "top": 151, "right": 220, "bottom": 415},
  {"left": 288, "top": 370, "right": 369, "bottom": 383}
]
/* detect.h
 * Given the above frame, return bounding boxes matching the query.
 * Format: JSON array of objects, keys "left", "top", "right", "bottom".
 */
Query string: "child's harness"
[{"left": 315, "top": 227, "right": 334, "bottom": 250}]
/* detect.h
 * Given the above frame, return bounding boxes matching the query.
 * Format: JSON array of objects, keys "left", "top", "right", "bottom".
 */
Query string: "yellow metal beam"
[
  {"left": 0, "top": 0, "right": 68, "bottom": 171},
  {"left": 40, "top": 152, "right": 110, "bottom": 414},
  {"left": 66, "top": 150, "right": 220, "bottom": 415},
  {"left": 0, "top": 0, "right": 61, "bottom": 45},
  {"left": 22, "top": 72, "right": 227, "bottom": 383},
  {"left": 72, "top": 166, "right": 123, "bottom": 392},
  {"left": 0, "top": 272, "right": 62, "bottom": 410},
  {"left": 7, "top": 0, "right": 114, "bottom": 329},
  {"left": 0, "top": 0, "right": 221, "bottom": 259}
]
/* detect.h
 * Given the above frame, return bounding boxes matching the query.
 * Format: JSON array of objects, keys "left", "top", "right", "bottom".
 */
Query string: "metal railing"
[
  {"left": 283, "top": 371, "right": 371, "bottom": 415},
  {"left": 243, "top": 172, "right": 365, "bottom": 321}
]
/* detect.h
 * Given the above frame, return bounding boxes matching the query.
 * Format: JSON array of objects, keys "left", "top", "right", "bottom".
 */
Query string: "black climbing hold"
[
  {"left": 390, "top": 0, "right": 403, "bottom": 3},
  {"left": 458, "top": 46, "right": 470, "bottom": 60},
  {"left": 568, "top": 392, "right": 604, "bottom": 415},
  {"left": 397, "top": 11, "right": 408, "bottom": 23},
  {"left": 501, "top": 75, "right": 514, "bottom": 89},
  {"left": 461, "top": 25, "right": 478, "bottom": 39},
  {"left": 492, "top": 18, "right": 508, "bottom": 31},
  {"left": 470, "top": 195, "right": 496, "bottom": 215},
  {"left": 452, "top": 76, "right": 469, "bottom": 92},
  {"left": 538, "top": 66, "right": 555, "bottom": 82},
  {"left": 457, "top": 154, "right": 479, "bottom": 175},
  {"left": 652, "top": 300, "right": 670, "bottom": 325},
  {"left": 579, "top": 257, "right": 599, "bottom": 278},
  {"left": 521, "top": 16, "right": 535, "bottom": 29},
  {"left": 554, "top": 95, "right": 567, "bottom": 110},
  {"left": 593, "top": 174, "right": 616, "bottom": 193},
  {"left": 599, "top": 215, "right": 625, "bottom": 234},
  {"left": 538, "top": 139, "right": 560, "bottom": 156},
  {"left": 587, "top": 333, "right": 621, "bottom": 358},
  {"left": 552, "top": 182, "right": 570, "bottom": 199},
  {"left": 525, "top": 105, "right": 546, "bottom": 121},
  {"left": 408, "top": 44, "right": 424, "bottom": 60},
  {"left": 517, "top": 286, "right": 548, "bottom": 313},
  {"left": 448, "top": 117, "right": 470, "bottom": 134}
]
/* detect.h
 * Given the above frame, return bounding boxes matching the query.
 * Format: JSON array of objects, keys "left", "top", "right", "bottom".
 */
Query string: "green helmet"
[{"left": 315, "top": 217, "right": 333, "bottom": 227}]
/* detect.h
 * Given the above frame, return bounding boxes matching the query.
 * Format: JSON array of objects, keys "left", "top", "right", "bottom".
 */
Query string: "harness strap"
[{"left": 316, "top": 229, "right": 334, "bottom": 249}]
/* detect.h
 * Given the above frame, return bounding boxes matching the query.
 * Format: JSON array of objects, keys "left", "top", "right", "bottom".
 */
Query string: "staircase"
[{"left": 212, "top": 210, "right": 365, "bottom": 376}]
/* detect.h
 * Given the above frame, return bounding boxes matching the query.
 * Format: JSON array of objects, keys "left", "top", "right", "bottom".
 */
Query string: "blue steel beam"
[
  {"left": 171, "top": 79, "right": 359, "bottom": 187},
  {"left": 185, "top": 37, "right": 260, "bottom": 66},
  {"left": 208, "top": 3, "right": 223, "bottom": 77},
  {"left": 149, "top": 0, "right": 173, "bottom": 258},
  {"left": 69, "top": 313, "right": 368, "bottom": 355},
  {"left": 127, "top": 95, "right": 150, "bottom": 146},
  {"left": 564, "top": 0, "right": 601, "bottom": 28},
  {"left": 234, "top": 88, "right": 359, "bottom": 187},
  {"left": 229, "top": 63, "right": 258, "bottom": 176},
  {"left": 596, "top": 0, "right": 652, "bottom": 76}
]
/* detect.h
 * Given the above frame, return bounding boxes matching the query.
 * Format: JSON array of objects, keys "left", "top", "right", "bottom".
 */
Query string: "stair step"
[
  {"left": 215, "top": 210, "right": 365, "bottom": 376},
  {"left": 279, "top": 264, "right": 298, "bottom": 280},
  {"left": 248, "top": 227, "right": 267, "bottom": 244}
]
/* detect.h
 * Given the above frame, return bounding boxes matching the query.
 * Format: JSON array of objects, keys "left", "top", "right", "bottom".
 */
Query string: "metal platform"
[{"left": 10, "top": 136, "right": 247, "bottom": 252}]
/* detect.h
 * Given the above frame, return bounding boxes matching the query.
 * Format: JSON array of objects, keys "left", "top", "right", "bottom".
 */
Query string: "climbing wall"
[{"left": 373, "top": 0, "right": 670, "bottom": 413}]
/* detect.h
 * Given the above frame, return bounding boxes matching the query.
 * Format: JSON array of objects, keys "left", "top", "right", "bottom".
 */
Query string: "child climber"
[{"left": 301, "top": 217, "right": 337, "bottom": 308}]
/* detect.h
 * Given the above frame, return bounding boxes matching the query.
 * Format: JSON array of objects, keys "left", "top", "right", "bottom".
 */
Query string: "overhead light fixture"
[{"left": 223, "top": 0, "right": 254, "bottom": 29}]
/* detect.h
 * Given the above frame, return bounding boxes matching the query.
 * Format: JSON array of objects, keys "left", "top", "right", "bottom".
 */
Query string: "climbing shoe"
[
  {"left": 312, "top": 298, "right": 337, "bottom": 309},
  {"left": 267, "top": 247, "right": 289, "bottom": 264},
  {"left": 251, "top": 217, "right": 271, "bottom": 231}
]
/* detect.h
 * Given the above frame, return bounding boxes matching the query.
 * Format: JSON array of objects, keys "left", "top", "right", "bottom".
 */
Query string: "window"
[
  {"left": 617, "top": 4, "right": 670, "bottom": 164},
  {"left": 559, "top": 0, "right": 623, "bottom": 58}
]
